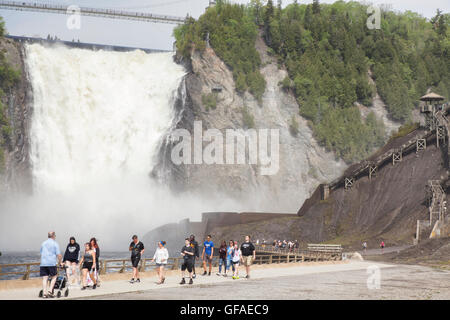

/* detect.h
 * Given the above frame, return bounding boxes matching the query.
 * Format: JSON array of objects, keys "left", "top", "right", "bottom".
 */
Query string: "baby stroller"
[{"left": 39, "top": 266, "right": 70, "bottom": 298}]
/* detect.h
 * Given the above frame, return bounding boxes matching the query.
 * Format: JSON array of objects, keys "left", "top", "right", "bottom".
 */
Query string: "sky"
[{"left": 0, "top": 0, "right": 449, "bottom": 50}]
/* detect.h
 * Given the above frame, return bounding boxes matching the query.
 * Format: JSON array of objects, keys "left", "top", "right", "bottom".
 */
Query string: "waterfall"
[
  {"left": 26, "top": 43, "right": 184, "bottom": 193},
  {"left": 0, "top": 44, "right": 242, "bottom": 249}
]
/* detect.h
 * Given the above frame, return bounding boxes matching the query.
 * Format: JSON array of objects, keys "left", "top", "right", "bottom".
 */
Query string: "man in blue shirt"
[
  {"left": 201, "top": 235, "right": 214, "bottom": 276},
  {"left": 40, "top": 231, "right": 62, "bottom": 298}
]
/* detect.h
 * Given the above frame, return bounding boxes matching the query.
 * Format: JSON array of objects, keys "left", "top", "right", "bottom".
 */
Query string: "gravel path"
[{"left": 74, "top": 262, "right": 450, "bottom": 300}]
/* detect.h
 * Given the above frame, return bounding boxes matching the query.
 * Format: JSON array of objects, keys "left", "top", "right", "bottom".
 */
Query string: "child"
[{"left": 231, "top": 240, "right": 241, "bottom": 279}]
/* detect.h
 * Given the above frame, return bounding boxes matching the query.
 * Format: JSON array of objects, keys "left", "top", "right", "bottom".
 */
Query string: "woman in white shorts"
[
  {"left": 231, "top": 240, "right": 241, "bottom": 279},
  {"left": 151, "top": 241, "right": 169, "bottom": 284}
]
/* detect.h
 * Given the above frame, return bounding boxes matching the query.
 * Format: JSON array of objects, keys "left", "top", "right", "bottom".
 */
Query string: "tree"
[
  {"left": 276, "top": 0, "right": 282, "bottom": 20},
  {"left": 304, "top": 5, "right": 312, "bottom": 27},
  {"left": 312, "top": 0, "right": 320, "bottom": 15},
  {"left": 437, "top": 14, "right": 447, "bottom": 36},
  {"left": 264, "top": 0, "right": 274, "bottom": 45}
]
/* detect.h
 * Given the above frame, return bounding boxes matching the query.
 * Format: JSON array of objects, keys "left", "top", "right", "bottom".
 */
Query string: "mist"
[{"left": 0, "top": 43, "right": 271, "bottom": 251}]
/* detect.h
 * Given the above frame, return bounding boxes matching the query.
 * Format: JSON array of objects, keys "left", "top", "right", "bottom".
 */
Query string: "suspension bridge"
[{"left": 0, "top": 0, "right": 188, "bottom": 24}]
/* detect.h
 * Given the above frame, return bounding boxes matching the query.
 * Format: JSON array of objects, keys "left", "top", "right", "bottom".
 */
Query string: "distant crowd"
[{"left": 38, "top": 232, "right": 256, "bottom": 298}]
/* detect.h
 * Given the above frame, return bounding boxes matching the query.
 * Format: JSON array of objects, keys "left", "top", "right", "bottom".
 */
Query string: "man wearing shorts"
[
  {"left": 189, "top": 234, "right": 199, "bottom": 278},
  {"left": 201, "top": 235, "right": 214, "bottom": 276},
  {"left": 240, "top": 235, "right": 256, "bottom": 279},
  {"left": 180, "top": 238, "right": 195, "bottom": 285},
  {"left": 40, "top": 231, "right": 62, "bottom": 298},
  {"left": 129, "top": 235, "right": 145, "bottom": 283}
]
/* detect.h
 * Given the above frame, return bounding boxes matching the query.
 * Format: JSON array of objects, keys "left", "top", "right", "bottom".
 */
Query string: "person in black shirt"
[
  {"left": 129, "top": 235, "right": 145, "bottom": 283},
  {"left": 189, "top": 234, "right": 199, "bottom": 278},
  {"left": 63, "top": 236, "right": 80, "bottom": 285},
  {"left": 240, "top": 235, "right": 256, "bottom": 279},
  {"left": 217, "top": 240, "right": 227, "bottom": 276},
  {"left": 180, "top": 238, "right": 195, "bottom": 285}
]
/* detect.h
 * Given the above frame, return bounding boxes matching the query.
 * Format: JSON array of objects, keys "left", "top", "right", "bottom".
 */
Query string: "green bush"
[
  {"left": 289, "top": 115, "right": 299, "bottom": 136},
  {"left": 241, "top": 106, "right": 255, "bottom": 129},
  {"left": 201, "top": 92, "right": 218, "bottom": 111},
  {"left": 388, "top": 122, "right": 419, "bottom": 142}
]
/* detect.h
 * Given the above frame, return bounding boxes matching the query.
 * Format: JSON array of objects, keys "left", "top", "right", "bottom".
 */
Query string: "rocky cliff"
[
  {"left": 0, "top": 38, "right": 31, "bottom": 194},
  {"left": 154, "top": 35, "right": 348, "bottom": 212},
  {"left": 208, "top": 129, "right": 449, "bottom": 249}
]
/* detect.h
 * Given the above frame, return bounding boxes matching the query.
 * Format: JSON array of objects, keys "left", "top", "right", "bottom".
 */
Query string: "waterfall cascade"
[
  {"left": 26, "top": 43, "right": 184, "bottom": 193},
  {"left": 0, "top": 44, "right": 242, "bottom": 249}
]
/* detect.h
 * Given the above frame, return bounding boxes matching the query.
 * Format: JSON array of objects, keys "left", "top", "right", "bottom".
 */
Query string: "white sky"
[{"left": 1, "top": 0, "right": 449, "bottom": 50}]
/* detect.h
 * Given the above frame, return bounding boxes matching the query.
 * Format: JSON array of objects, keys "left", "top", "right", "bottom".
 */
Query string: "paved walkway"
[
  {"left": 99, "top": 263, "right": 450, "bottom": 300},
  {"left": 357, "top": 245, "right": 413, "bottom": 256},
  {"left": 0, "top": 260, "right": 403, "bottom": 300}
]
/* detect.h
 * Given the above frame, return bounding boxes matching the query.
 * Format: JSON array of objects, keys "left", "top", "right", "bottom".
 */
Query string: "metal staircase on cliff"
[
  {"left": 414, "top": 180, "right": 447, "bottom": 244},
  {"left": 413, "top": 93, "right": 449, "bottom": 244}
]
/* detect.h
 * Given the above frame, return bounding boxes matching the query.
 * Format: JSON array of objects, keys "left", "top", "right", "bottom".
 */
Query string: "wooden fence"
[{"left": 0, "top": 250, "right": 340, "bottom": 280}]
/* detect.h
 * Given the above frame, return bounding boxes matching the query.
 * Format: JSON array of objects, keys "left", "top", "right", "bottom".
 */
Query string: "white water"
[
  {"left": 0, "top": 44, "right": 243, "bottom": 250},
  {"left": 28, "top": 44, "right": 183, "bottom": 193}
]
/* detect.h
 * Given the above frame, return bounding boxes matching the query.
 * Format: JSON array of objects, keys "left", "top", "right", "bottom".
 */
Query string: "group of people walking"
[
  {"left": 272, "top": 239, "right": 299, "bottom": 252},
  {"left": 177, "top": 234, "right": 256, "bottom": 284},
  {"left": 39, "top": 232, "right": 101, "bottom": 298},
  {"left": 39, "top": 232, "right": 257, "bottom": 298}
]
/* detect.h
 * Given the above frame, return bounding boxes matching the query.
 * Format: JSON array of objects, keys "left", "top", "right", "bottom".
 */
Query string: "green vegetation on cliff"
[
  {"left": 263, "top": 0, "right": 448, "bottom": 162},
  {"left": 174, "top": 1, "right": 449, "bottom": 163},
  {"left": 174, "top": 2, "right": 266, "bottom": 101},
  {"left": 0, "top": 17, "right": 21, "bottom": 172}
]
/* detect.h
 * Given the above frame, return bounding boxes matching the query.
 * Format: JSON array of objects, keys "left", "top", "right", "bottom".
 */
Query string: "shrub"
[
  {"left": 201, "top": 92, "right": 218, "bottom": 111},
  {"left": 241, "top": 106, "right": 255, "bottom": 129},
  {"left": 289, "top": 115, "right": 299, "bottom": 136}
]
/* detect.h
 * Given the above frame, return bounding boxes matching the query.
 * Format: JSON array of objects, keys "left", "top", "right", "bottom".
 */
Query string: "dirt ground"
[
  {"left": 363, "top": 238, "right": 450, "bottom": 270},
  {"left": 77, "top": 263, "right": 450, "bottom": 300}
]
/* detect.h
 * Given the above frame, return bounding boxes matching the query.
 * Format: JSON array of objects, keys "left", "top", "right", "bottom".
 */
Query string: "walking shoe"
[
  {"left": 189, "top": 278, "right": 193, "bottom": 285},
  {"left": 245, "top": 275, "right": 250, "bottom": 279},
  {"left": 179, "top": 278, "right": 186, "bottom": 285},
  {"left": 232, "top": 276, "right": 236, "bottom": 279},
  {"left": 223, "top": 274, "right": 228, "bottom": 277},
  {"left": 216, "top": 272, "right": 221, "bottom": 276},
  {"left": 193, "top": 274, "right": 196, "bottom": 279},
  {"left": 202, "top": 271, "right": 207, "bottom": 276},
  {"left": 129, "top": 278, "right": 135, "bottom": 283},
  {"left": 136, "top": 279, "right": 140, "bottom": 283},
  {"left": 93, "top": 284, "right": 97, "bottom": 289},
  {"left": 81, "top": 286, "right": 86, "bottom": 290},
  {"left": 208, "top": 272, "right": 211, "bottom": 276},
  {"left": 235, "top": 276, "right": 240, "bottom": 279}
]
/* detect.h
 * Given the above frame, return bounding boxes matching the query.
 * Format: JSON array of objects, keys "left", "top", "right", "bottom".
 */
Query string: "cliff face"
[
  {"left": 207, "top": 130, "right": 449, "bottom": 249},
  {"left": 0, "top": 39, "right": 31, "bottom": 194},
  {"left": 155, "top": 36, "right": 347, "bottom": 212}
]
